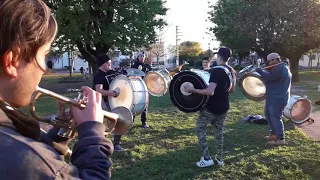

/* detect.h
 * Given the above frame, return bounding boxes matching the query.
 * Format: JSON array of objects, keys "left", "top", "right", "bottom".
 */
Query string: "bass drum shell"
[
  {"left": 169, "top": 69, "right": 210, "bottom": 113},
  {"left": 283, "top": 95, "right": 313, "bottom": 123},
  {"left": 108, "top": 75, "right": 149, "bottom": 115},
  {"left": 144, "top": 69, "right": 171, "bottom": 97},
  {"left": 239, "top": 72, "right": 266, "bottom": 101}
]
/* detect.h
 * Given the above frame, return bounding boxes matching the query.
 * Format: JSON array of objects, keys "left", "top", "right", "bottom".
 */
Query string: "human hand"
[
  {"left": 112, "top": 90, "right": 119, "bottom": 98},
  {"left": 184, "top": 86, "right": 195, "bottom": 93},
  {"left": 70, "top": 86, "right": 104, "bottom": 126}
]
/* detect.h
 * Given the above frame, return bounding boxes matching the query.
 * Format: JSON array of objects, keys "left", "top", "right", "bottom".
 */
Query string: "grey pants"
[{"left": 196, "top": 108, "right": 226, "bottom": 160}]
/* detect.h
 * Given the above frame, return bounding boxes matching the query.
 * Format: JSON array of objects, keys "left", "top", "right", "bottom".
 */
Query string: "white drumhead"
[
  {"left": 240, "top": 72, "right": 266, "bottom": 101},
  {"left": 108, "top": 76, "right": 133, "bottom": 110},
  {"left": 144, "top": 71, "right": 168, "bottom": 96}
]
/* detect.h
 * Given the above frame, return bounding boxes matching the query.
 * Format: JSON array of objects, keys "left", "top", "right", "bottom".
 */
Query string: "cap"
[
  {"left": 267, "top": 53, "right": 280, "bottom": 61},
  {"left": 214, "top": 47, "right": 232, "bottom": 58},
  {"left": 136, "top": 51, "right": 145, "bottom": 57},
  {"left": 96, "top": 54, "right": 111, "bottom": 67}
]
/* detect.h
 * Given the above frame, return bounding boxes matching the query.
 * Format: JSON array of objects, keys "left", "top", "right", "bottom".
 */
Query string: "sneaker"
[
  {"left": 267, "top": 139, "right": 286, "bottom": 146},
  {"left": 196, "top": 157, "right": 214, "bottom": 168},
  {"left": 214, "top": 155, "right": 225, "bottom": 166},
  {"left": 114, "top": 145, "right": 124, "bottom": 152},
  {"left": 142, "top": 123, "right": 149, "bottom": 128},
  {"left": 264, "top": 135, "right": 276, "bottom": 141}
]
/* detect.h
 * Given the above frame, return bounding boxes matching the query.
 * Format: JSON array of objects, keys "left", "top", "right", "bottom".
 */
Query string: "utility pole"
[{"left": 176, "top": 26, "right": 182, "bottom": 66}]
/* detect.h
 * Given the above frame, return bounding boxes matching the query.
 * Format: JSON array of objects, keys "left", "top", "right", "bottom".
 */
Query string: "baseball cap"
[
  {"left": 214, "top": 47, "right": 232, "bottom": 58},
  {"left": 267, "top": 53, "right": 280, "bottom": 61},
  {"left": 96, "top": 54, "right": 111, "bottom": 67}
]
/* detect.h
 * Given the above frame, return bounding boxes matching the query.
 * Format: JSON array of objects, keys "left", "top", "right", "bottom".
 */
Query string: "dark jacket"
[
  {"left": 0, "top": 105, "right": 113, "bottom": 180},
  {"left": 131, "top": 60, "right": 152, "bottom": 74},
  {"left": 256, "top": 63, "right": 292, "bottom": 104}
]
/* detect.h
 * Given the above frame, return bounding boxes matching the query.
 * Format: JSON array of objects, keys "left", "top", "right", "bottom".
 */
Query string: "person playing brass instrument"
[
  {"left": 255, "top": 53, "right": 291, "bottom": 146},
  {"left": 0, "top": 1, "right": 113, "bottom": 179},
  {"left": 185, "top": 47, "right": 236, "bottom": 168},
  {"left": 93, "top": 54, "right": 124, "bottom": 152}
]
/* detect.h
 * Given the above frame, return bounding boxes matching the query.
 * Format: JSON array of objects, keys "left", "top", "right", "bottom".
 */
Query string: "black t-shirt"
[
  {"left": 205, "top": 65, "right": 232, "bottom": 115},
  {"left": 93, "top": 69, "right": 118, "bottom": 102}
]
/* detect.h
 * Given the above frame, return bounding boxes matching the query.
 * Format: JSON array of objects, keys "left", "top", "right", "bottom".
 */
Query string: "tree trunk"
[
  {"left": 68, "top": 51, "right": 72, "bottom": 77},
  {"left": 290, "top": 56, "right": 300, "bottom": 82}
]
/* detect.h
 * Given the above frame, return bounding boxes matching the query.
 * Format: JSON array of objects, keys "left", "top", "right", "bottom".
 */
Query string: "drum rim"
[
  {"left": 239, "top": 72, "right": 266, "bottom": 102},
  {"left": 144, "top": 71, "right": 169, "bottom": 97},
  {"left": 169, "top": 70, "right": 209, "bottom": 113},
  {"left": 108, "top": 75, "right": 136, "bottom": 111},
  {"left": 285, "top": 98, "right": 312, "bottom": 123}
]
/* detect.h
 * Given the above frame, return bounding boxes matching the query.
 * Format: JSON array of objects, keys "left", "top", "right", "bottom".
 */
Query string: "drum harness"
[
  {"left": 198, "top": 66, "right": 234, "bottom": 108},
  {"left": 211, "top": 65, "right": 233, "bottom": 92}
]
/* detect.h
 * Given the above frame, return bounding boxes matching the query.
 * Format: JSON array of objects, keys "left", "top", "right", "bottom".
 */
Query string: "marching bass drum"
[
  {"left": 239, "top": 72, "right": 266, "bottom": 101},
  {"left": 108, "top": 75, "right": 149, "bottom": 115},
  {"left": 283, "top": 95, "right": 313, "bottom": 123},
  {"left": 144, "top": 69, "right": 171, "bottom": 97},
  {"left": 169, "top": 69, "right": 210, "bottom": 113}
]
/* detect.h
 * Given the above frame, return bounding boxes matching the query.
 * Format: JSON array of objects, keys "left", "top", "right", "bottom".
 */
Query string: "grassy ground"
[{"left": 21, "top": 71, "right": 320, "bottom": 180}]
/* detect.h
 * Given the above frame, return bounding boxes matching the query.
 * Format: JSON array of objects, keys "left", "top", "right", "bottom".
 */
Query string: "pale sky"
[{"left": 162, "top": 0, "right": 220, "bottom": 51}]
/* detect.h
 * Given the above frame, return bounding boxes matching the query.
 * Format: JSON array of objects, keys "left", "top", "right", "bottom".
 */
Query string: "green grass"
[
  {"left": 110, "top": 91, "right": 320, "bottom": 180},
  {"left": 19, "top": 71, "right": 320, "bottom": 179}
]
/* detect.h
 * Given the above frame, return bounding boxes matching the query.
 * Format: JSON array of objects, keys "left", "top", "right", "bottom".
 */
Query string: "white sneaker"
[
  {"left": 196, "top": 157, "right": 214, "bottom": 168},
  {"left": 215, "top": 155, "right": 224, "bottom": 166}
]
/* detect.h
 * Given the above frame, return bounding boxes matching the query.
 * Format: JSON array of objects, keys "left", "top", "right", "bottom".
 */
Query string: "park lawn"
[
  {"left": 110, "top": 91, "right": 320, "bottom": 180},
  {"left": 18, "top": 70, "right": 320, "bottom": 179}
]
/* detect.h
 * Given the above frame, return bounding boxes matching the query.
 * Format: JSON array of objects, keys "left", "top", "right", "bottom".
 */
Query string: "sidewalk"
[{"left": 297, "top": 110, "right": 320, "bottom": 142}]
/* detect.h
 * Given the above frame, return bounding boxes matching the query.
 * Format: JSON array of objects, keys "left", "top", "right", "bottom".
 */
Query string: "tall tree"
[
  {"left": 45, "top": 0, "right": 168, "bottom": 72},
  {"left": 179, "top": 41, "right": 203, "bottom": 56},
  {"left": 209, "top": 0, "right": 320, "bottom": 82}
]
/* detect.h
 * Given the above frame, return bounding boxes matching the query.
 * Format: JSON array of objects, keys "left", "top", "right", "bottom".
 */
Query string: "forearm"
[
  {"left": 96, "top": 89, "right": 114, "bottom": 96},
  {"left": 193, "top": 88, "right": 213, "bottom": 96},
  {"left": 230, "top": 77, "right": 236, "bottom": 93},
  {"left": 256, "top": 68, "right": 280, "bottom": 81},
  {"left": 71, "top": 121, "right": 113, "bottom": 179}
]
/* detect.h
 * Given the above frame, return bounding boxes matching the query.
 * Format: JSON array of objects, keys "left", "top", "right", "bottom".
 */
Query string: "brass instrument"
[
  {"left": 30, "top": 86, "right": 133, "bottom": 139},
  {"left": 239, "top": 62, "right": 285, "bottom": 74},
  {"left": 168, "top": 63, "right": 189, "bottom": 77}
]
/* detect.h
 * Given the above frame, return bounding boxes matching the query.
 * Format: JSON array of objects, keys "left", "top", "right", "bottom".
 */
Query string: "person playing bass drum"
[
  {"left": 131, "top": 51, "right": 151, "bottom": 128},
  {"left": 93, "top": 54, "right": 126, "bottom": 152},
  {"left": 0, "top": 1, "right": 113, "bottom": 179},
  {"left": 185, "top": 47, "right": 236, "bottom": 168}
]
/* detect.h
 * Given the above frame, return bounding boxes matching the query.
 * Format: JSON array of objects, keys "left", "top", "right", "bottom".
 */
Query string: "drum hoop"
[
  {"left": 239, "top": 72, "right": 266, "bottom": 101},
  {"left": 108, "top": 75, "right": 135, "bottom": 111},
  {"left": 169, "top": 71, "right": 209, "bottom": 112},
  {"left": 144, "top": 70, "right": 169, "bottom": 96}
]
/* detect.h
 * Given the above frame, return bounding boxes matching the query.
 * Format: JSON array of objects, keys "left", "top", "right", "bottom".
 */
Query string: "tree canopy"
[
  {"left": 179, "top": 41, "right": 203, "bottom": 56},
  {"left": 45, "top": 0, "right": 168, "bottom": 71},
  {"left": 208, "top": 0, "right": 320, "bottom": 82}
]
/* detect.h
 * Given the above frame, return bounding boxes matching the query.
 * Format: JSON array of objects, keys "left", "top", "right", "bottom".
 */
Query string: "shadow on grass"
[{"left": 110, "top": 119, "right": 307, "bottom": 180}]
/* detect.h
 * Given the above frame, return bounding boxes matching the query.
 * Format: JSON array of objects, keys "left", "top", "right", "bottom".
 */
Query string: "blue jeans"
[{"left": 264, "top": 100, "right": 286, "bottom": 140}]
